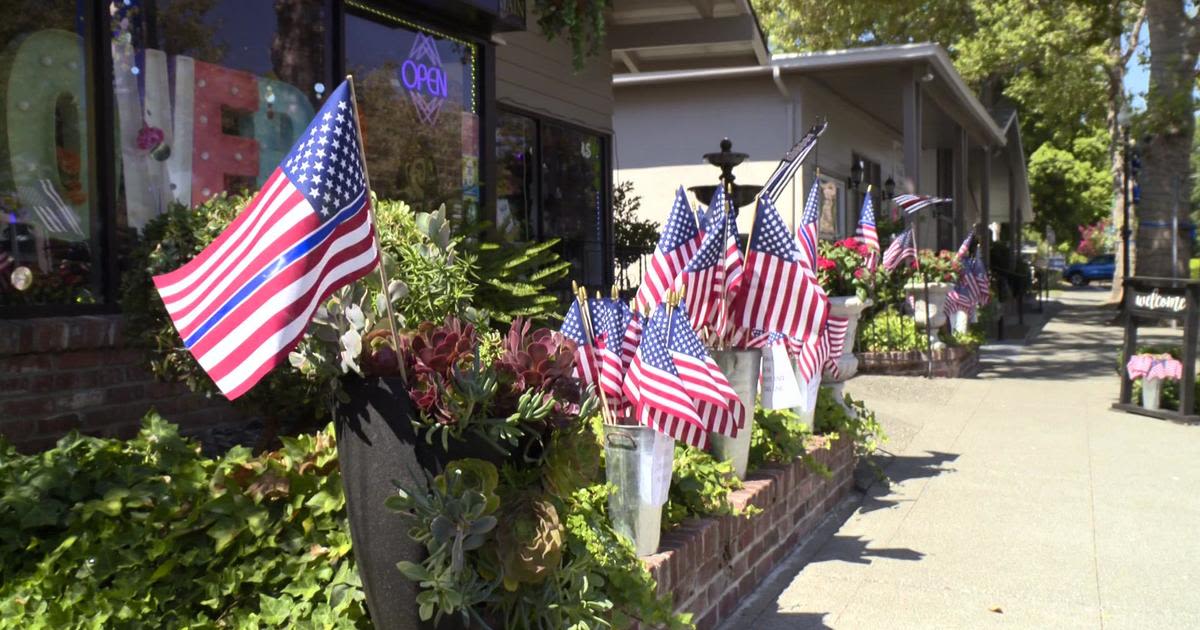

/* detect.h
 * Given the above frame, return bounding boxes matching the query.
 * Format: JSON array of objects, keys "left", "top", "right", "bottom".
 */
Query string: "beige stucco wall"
[{"left": 495, "top": 14, "right": 613, "bottom": 133}]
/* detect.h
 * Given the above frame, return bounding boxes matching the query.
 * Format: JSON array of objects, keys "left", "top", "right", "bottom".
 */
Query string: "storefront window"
[
  {"left": 496, "top": 111, "right": 535, "bottom": 241},
  {"left": 110, "top": 0, "right": 330, "bottom": 233},
  {"left": 542, "top": 121, "right": 605, "bottom": 286},
  {"left": 0, "top": 3, "right": 96, "bottom": 307},
  {"left": 344, "top": 8, "right": 480, "bottom": 222},
  {"left": 496, "top": 110, "right": 609, "bottom": 288}
]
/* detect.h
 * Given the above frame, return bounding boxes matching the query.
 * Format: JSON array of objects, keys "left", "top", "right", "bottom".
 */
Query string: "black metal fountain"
[{"left": 688, "top": 138, "right": 762, "bottom": 209}]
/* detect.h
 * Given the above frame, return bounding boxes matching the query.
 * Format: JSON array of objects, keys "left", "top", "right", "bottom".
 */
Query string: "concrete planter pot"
[
  {"left": 710, "top": 348, "right": 762, "bottom": 480},
  {"left": 905, "top": 282, "right": 952, "bottom": 349},
  {"left": 602, "top": 424, "right": 674, "bottom": 556},
  {"left": 1142, "top": 377, "right": 1164, "bottom": 410},
  {"left": 950, "top": 309, "right": 971, "bottom": 335},
  {"left": 822, "top": 295, "right": 872, "bottom": 383}
]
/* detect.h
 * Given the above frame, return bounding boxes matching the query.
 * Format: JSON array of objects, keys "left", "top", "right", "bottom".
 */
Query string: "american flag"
[
  {"left": 856, "top": 193, "right": 880, "bottom": 270},
  {"left": 882, "top": 226, "right": 917, "bottom": 272},
  {"left": 21, "top": 179, "right": 85, "bottom": 237},
  {"left": 561, "top": 299, "right": 600, "bottom": 389},
  {"left": 587, "top": 298, "right": 627, "bottom": 414},
  {"left": 712, "top": 186, "right": 746, "bottom": 340},
  {"left": 964, "top": 256, "right": 991, "bottom": 305},
  {"left": 796, "top": 177, "right": 822, "bottom": 267},
  {"left": 663, "top": 306, "right": 741, "bottom": 438},
  {"left": 955, "top": 227, "right": 975, "bottom": 260},
  {"left": 945, "top": 278, "right": 975, "bottom": 317},
  {"left": 892, "top": 193, "right": 952, "bottom": 215},
  {"left": 820, "top": 315, "right": 850, "bottom": 379},
  {"left": 635, "top": 187, "right": 701, "bottom": 313},
  {"left": 673, "top": 189, "right": 727, "bottom": 332},
  {"left": 153, "top": 80, "right": 378, "bottom": 400},
  {"left": 736, "top": 195, "right": 828, "bottom": 345},
  {"left": 623, "top": 305, "right": 708, "bottom": 448}
]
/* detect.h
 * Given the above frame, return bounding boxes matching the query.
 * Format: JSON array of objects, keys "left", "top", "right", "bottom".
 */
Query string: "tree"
[
  {"left": 1136, "top": 0, "right": 1197, "bottom": 278},
  {"left": 1027, "top": 133, "right": 1113, "bottom": 240}
]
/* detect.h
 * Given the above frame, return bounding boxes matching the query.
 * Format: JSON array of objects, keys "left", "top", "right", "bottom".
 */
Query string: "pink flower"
[
  {"left": 854, "top": 269, "right": 865, "bottom": 279},
  {"left": 817, "top": 257, "right": 836, "bottom": 271}
]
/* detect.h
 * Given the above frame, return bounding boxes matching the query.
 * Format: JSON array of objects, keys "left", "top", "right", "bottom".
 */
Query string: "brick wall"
[
  {"left": 857, "top": 346, "right": 980, "bottom": 377},
  {"left": 643, "top": 435, "right": 856, "bottom": 629},
  {"left": 0, "top": 315, "right": 242, "bottom": 453}
]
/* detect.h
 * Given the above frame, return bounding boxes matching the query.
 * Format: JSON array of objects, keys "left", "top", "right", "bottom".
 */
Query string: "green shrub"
[
  {"left": 857, "top": 309, "right": 924, "bottom": 352},
  {"left": 662, "top": 445, "right": 750, "bottom": 528},
  {"left": 0, "top": 413, "right": 367, "bottom": 628},
  {"left": 749, "top": 405, "right": 811, "bottom": 467},
  {"left": 814, "top": 387, "right": 886, "bottom": 459}
]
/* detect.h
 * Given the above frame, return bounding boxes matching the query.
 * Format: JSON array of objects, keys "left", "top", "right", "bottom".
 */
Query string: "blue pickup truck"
[{"left": 1064, "top": 254, "right": 1115, "bottom": 286}]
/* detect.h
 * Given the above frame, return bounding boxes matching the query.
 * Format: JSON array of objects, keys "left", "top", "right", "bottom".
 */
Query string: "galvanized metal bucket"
[
  {"left": 710, "top": 348, "right": 762, "bottom": 479},
  {"left": 1142, "top": 377, "right": 1163, "bottom": 410},
  {"left": 603, "top": 424, "right": 674, "bottom": 556}
]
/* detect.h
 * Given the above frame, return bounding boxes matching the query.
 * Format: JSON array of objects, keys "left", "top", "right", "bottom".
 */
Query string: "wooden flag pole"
[{"left": 347, "top": 75, "right": 405, "bottom": 382}]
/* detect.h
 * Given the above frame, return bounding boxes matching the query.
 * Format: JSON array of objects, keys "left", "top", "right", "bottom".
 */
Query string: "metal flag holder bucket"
[
  {"left": 603, "top": 423, "right": 675, "bottom": 556},
  {"left": 1142, "top": 377, "right": 1163, "bottom": 411},
  {"left": 710, "top": 348, "right": 763, "bottom": 479}
]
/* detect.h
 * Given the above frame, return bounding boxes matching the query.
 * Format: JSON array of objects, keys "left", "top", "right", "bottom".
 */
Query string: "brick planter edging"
[
  {"left": 856, "top": 346, "right": 980, "bottom": 377},
  {"left": 0, "top": 315, "right": 243, "bottom": 452},
  {"left": 642, "top": 435, "right": 856, "bottom": 629}
]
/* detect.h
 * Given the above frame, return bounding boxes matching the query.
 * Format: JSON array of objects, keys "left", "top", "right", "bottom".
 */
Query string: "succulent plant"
[
  {"left": 495, "top": 496, "right": 564, "bottom": 589},
  {"left": 494, "top": 318, "right": 582, "bottom": 423}
]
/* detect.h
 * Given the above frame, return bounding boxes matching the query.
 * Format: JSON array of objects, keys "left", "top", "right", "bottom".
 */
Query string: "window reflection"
[
  {"left": 110, "top": 0, "right": 329, "bottom": 233},
  {"left": 345, "top": 11, "right": 480, "bottom": 222},
  {"left": 0, "top": 2, "right": 96, "bottom": 306},
  {"left": 496, "top": 111, "right": 535, "bottom": 241},
  {"left": 541, "top": 121, "right": 604, "bottom": 287}
]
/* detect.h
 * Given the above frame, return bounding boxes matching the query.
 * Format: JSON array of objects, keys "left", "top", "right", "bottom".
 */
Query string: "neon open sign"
[
  {"left": 400, "top": 59, "right": 447, "bottom": 99},
  {"left": 403, "top": 33, "right": 446, "bottom": 125}
]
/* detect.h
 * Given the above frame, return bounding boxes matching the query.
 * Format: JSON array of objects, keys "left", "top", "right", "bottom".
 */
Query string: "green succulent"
[{"left": 496, "top": 497, "right": 565, "bottom": 589}]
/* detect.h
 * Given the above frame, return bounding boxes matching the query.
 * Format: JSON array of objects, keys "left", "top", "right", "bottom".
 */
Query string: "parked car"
[{"left": 1064, "top": 254, "right": 1115, "bottom": 286}]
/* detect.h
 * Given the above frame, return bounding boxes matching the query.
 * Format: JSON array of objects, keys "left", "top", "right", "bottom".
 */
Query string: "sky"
[{"left": 1124, "top": 21, "right": 1150, "bottom": 111}]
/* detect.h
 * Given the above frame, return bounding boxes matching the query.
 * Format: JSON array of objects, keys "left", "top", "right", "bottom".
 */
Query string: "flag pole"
[
  {"left": 911, "top": 217, "right": 933, "bottom": 378},
  {"left": 718, "top": 180, "right": 733, "bottom": 350},
  {"left": 347, "top": 75, "right": 405, "bottom": 382}
]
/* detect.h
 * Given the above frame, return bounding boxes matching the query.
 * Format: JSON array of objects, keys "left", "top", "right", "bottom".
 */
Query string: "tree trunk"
[
  {"left": 1109, "top": 2, "right": 1145, "bottom": 302},
  {"left": 1137, "top": 0, "right": 1197, "bottom": 279},
  {"left": 271, "top": 0, "right": 325, "bottom": 95}
]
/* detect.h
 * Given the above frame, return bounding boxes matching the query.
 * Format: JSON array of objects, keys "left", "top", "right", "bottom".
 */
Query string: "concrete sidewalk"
[{"left": 723, "top": 288, "right": 1200, "bottom": 629}]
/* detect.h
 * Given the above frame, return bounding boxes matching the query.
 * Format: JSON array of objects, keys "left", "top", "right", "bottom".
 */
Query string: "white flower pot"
[
  {"left": 822, "top": 296, "right": 872, "bottom": 382},
  {"left": 905, "top": 282, "right": 952, "bottom": 349},
  {"left": 1142, "top": 377, "right": 1163, "bottom": 411}
]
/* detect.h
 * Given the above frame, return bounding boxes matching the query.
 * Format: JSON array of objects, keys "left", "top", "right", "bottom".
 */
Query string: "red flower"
[
  {"left": 854, "top": 268, "right": 865, "bottom": 279},
  {"left": 909, "top": 260, "right": 919, "bottom": 270},
  {"left": 817, "top": 257, "right": 837, "bottom": 271}
]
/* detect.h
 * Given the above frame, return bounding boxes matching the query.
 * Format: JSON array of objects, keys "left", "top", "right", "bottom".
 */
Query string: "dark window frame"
[
  {"left": 2, "top": 0, "right": 499, "bottom": 318},
  {"left": 495, "top": 104, "right": 613, "bottom": 288}
]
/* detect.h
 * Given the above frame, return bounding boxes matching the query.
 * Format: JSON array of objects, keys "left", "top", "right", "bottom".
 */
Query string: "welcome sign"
[{"left": 1132, "top": 288, "right": 1188, "bottom": 316}]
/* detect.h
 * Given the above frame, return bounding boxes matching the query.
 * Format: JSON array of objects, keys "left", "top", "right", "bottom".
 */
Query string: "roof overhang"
[
  {"left": 608, "top": 0, "right": 768, "bottom": 73},
  {"left": 614, "top": 43, "right": 1007, "bottom": 148}
]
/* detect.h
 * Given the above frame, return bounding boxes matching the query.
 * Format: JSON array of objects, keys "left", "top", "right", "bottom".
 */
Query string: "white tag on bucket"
[
  {"left": 761, "top": 344, "right": 803, "bottom": 409},
  {"left": 794, "top": 370, "right": 821, "bottom": 414},
  {"left": 638, "top": 431, "right": 674, "bottom": 505}
]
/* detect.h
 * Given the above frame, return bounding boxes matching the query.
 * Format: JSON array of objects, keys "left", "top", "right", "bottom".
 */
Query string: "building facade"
[
  {"left": 611, "top": 29, "right": 1032, "bottom": 262},
  {"left": 0, "top": 0, "right": 616, "bottom": 451}
]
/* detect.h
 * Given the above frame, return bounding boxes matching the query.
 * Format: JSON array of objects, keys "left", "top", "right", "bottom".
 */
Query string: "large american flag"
[
  {"left": 761, "top": 121, "right": 827, "bottom": 199},
  {"left": 892, "top": 193, "right": 952, "bottom": 215},
  {"left": 624, "top": 305, "right": 708, "bottom": 448},
  {"left": 882, "top": 226, "right": 917, "bottom": 272},
  {"left": 736, "top": 195, "right": 828, "bottom": 345},
  {"left": 663, "top": 306, "right": 741, "bottom": 438},
  {"left": 856, "top": 193, "right": 880, "bottom": 270},
  {"left": 153, "top": 80, "right": 378, "bottom": 400},
  {"left": 635, "top": 187, "right": 701, "bottom": 313}
]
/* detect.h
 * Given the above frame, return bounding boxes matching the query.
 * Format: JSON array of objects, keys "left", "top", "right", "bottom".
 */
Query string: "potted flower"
[
  {"left": 904, "top": 249, "right": 961, "bottom": 348},
  {"left": 816, "top": 238, "right": 876, "bottom": 380},
  {"left": 1127, "top": 353, "right": 1183, "bottom": 410}
]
